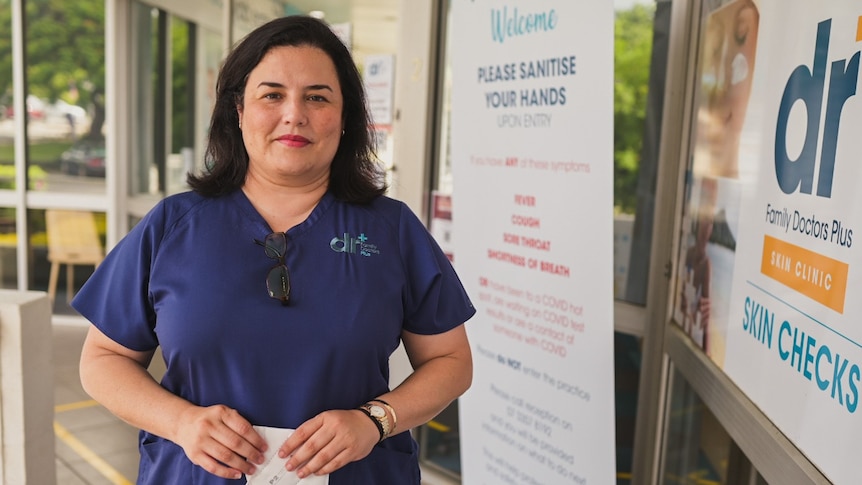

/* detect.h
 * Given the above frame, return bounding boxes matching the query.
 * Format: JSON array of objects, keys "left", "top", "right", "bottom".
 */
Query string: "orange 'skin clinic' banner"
[{"left": 760, "top": 235, "right": 849, "bottom": 313}]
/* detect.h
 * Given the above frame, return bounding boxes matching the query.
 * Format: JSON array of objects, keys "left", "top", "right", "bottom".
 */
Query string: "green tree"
[
  {"left": 614, "top": 4, "right": 654, "bottom": 214},
  {"left": 171, "top": 17, "right": 191, "bottom": 153},
  {"left": 0, "top": 0, "right": 105, "bottom": 140},
  {"left": 0, "top": 1, "right": 11, "bottom": 100}
]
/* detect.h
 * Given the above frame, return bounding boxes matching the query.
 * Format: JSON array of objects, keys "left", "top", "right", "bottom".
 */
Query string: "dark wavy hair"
[{"left": 187, "top": 16, "right": 386, "bottom": 203}]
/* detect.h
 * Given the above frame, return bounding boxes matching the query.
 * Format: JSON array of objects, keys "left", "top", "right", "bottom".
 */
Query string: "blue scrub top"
[{"left": 72, "top": 189, "right": 475, "bottom": 484}]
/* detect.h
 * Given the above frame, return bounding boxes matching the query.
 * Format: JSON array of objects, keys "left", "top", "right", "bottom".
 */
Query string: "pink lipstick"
[{"left": 277, "top": 134, "right": 310, "bottom": 147}]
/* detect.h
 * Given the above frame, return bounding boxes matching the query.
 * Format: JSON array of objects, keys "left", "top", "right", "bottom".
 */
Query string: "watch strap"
[{"left": 357, "top": 406, "right": 385, "bottom": 442}]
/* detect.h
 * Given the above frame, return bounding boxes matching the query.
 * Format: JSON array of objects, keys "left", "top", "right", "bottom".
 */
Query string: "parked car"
[
  {"left": 4, "top": 94, "right": 47, "bottom": 120},
  {"left": 59, "top": 139, "right": 105, "bottom": 177}
]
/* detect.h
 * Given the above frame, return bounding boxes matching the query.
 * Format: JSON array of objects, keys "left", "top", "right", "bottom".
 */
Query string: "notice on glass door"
[{"left": 450, "top": 2, "right": 615, "bottom": 484}]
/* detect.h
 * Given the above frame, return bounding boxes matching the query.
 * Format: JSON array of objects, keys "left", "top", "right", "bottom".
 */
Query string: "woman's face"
[{"left": 237, "top": 45, "right": 344, "bottom": 187}]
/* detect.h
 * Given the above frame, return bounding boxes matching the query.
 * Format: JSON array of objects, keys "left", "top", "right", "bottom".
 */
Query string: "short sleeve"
[
  {"left": 398, "top": 203, "right": 475, "bottom": 334},
  {"left": 71, "top": 203, "right": 167, "bottom": 352}
]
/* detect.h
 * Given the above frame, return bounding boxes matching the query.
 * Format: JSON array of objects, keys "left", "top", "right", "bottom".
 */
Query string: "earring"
[{"left": 341, "top": 129, "right": 345, "bottom": 137}]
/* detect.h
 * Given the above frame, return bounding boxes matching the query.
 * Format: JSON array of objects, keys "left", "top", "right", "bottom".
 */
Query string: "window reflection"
[{"left": 25, "top": 0, "right": 106, "bottom": 193}]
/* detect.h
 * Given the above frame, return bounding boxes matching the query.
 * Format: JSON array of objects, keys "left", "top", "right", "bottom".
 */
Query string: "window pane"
[
  {"left": 613, "top": 0, "right": 669, "bottom": 305},
  {"left": 25, "top": 0, "right": 105, "bottom": 194},
  {"left": 0, "top": 206, "right": 15, "bottom": 288},
  {"left": 419, "top": 400, "right": 462, "bottom": 479},
  {"left": 662, "top": 367, "right": 732, "bottom": 484},
  {"left": 129, "top": 4, "right": 198, "bottom": 197},
  {"left": 0, "top": 0, "right": 14, "bottom": 191},
  {"left": 196, "top": 28, "right": 222, "bottom": 179},
  {"left": 166, "top": 15, "right": 194, "bottom": 195},
  {"left": 129, "top": 214, "right": 143, "bottom": 229},
  {"left": 130, "top": 2, "right": 158, "bottom": 195},
  {"left": 29, "top": 208, "right": 105, "bottom": 314},
  {"left": 615, "top": 332, "right": 641, "bottom": 484}
]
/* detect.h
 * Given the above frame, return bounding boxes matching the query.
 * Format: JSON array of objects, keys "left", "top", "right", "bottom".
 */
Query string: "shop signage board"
[
  {"left": 675, "top": 1, "right": 862, "bottom": 483},
  {"left": 449, "top": 2, "right": 615, "bottom": 483},
  {"left": 364, "top": 54, "right": 395, "bottom": 126}
]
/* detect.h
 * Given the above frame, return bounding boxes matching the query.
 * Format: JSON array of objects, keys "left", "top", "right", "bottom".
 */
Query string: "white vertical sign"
[
  {"left": 450, "top": 2, "right": 615, "bottom": 484},
  {"left": 364, "top": 54, "right": 395, "bottom": 126}
]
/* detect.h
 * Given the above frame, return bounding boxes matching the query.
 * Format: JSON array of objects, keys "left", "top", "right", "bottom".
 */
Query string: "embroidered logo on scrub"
[{"left": 330, "top": 232, "right": 380, "bottom": 256}]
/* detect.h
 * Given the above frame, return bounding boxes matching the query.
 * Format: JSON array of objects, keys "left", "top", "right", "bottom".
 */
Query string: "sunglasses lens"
[
  {"left": 264, "top": 232, "right": 287, "bottom": 260},
  {"left": 266, "top": 264, "right": 290, "bottom": 302},
  {"left": 258, "top": 232, "right": 290, "bottom": 304}
]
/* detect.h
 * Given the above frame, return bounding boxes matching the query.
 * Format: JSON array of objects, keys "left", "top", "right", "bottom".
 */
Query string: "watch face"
[{"left": 369, "top": 405, "right": 385, "bottom": 418}]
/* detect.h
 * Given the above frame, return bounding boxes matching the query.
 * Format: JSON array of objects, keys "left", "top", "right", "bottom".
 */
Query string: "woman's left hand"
[{"left": 277, "top": 409, "right": 380, "bottom": 478}]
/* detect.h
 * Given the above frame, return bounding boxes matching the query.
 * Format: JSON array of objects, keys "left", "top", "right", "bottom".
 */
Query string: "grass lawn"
[
  {"left": 0, "top": 140, "right": 73, "bottom": 165},
  {"left": 0, "top": 140, "right": 69, "bottom": 189}
]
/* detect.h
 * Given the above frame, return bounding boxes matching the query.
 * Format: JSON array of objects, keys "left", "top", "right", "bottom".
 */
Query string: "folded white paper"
[{"left": 245, "top": 426, "right": 329, "bottom": 485}]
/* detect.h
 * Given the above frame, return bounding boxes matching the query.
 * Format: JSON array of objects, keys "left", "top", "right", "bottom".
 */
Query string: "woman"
[{"left": 75, "top": 15, "right": 474, "bottom": 484}]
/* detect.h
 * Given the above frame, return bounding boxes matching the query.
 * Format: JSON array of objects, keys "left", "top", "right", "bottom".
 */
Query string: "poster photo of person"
[
  {"left": 676, "top": 177, "right": 741, "bottom": 364},
  {"left": 675, "top": 0, "right": 759, "bottom": 364},
  {"left": 695, "top": 0, "right": 759, "bottom": 179}
]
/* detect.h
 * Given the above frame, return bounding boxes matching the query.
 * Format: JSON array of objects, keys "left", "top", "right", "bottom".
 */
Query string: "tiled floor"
[{"left": 51, "top": 322, "right": 458, "bottom": 485}]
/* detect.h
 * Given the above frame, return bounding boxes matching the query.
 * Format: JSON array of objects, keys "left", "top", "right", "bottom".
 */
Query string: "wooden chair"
[{"left": 45, "top": 209, "right": 104, "bottom": 304}]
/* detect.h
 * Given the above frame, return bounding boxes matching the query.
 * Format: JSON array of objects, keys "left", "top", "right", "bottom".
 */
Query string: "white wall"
[{"left": 0, "top": 291, "right": 55, "bottom": 485}]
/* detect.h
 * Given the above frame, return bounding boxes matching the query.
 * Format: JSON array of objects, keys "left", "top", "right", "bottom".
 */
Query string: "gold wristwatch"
[{"left": 359, "top": 402, "right": 391, "bottom": 439}]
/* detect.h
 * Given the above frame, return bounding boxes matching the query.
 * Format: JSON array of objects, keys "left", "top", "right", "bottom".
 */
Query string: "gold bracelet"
[{"left": 372, "top": 398, "right": 397, "bottom": 434}]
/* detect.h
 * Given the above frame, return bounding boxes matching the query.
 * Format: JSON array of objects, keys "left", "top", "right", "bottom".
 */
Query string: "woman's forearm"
[
  {"left": 374, "top": 326, "right": 473, "bottom": 435},
  {"left": 378, "top": 351, "right": 472, "bottom": 434}
]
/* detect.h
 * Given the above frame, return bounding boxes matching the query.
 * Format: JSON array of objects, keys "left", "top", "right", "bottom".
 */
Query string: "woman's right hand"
[{"left": 174, "top": 404, "right": 269, "bottom": 480}]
